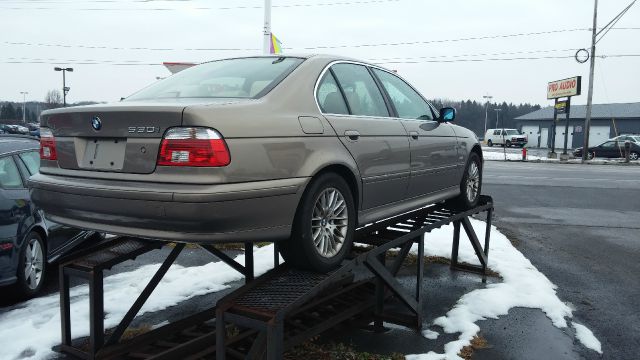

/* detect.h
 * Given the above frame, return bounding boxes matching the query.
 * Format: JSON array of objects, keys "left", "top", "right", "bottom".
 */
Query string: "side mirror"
[{"left": 439, "top": 107, "right": 456, "bottom": 122}]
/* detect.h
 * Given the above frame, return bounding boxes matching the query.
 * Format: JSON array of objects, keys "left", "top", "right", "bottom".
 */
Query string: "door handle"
[
  {"left": 344, "top": 130, "right": 360, "bottom": 141},
  {"left": 409, "top": 131, "right": 419, "bottom": 140}
]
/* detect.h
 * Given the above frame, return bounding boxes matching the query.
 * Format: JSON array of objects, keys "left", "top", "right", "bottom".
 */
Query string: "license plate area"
[{"left": 80, "top": 138, "right": 127, "bottom": 171}]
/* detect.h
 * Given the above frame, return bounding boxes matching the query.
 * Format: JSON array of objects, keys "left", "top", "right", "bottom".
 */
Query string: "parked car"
[
  {"left": 610, "top": 134, "right": 640, "bottom": 144},
  {"left": 484, "top": 128, "right": 527, "bottom": 147},
  {"left": 29, "top": 55, "right": 483, "bottom": 272},
  {"left": 574, "top": 140, "right": 640, "bottom": 160},
  {"left": 0, "top": 135, "right": 96, "bottom": 298}
]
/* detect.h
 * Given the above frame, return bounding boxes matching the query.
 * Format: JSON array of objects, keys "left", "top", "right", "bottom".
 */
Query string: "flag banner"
[{"left": 270, "top": 33, "right": 283, "bottom": 54}]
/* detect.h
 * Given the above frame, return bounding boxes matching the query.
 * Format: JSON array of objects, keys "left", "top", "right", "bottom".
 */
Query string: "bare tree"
[{"left": 45, "top": 90, "right": 63, "bottom": 109}]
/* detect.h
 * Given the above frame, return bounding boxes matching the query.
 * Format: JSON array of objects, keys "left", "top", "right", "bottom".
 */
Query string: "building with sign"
[{"left": 515, "top": 102, "right": 640, "bottom": 149}]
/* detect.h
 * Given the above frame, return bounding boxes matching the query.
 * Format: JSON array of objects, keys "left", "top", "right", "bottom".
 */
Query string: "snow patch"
[
  {"left": 573, "top": 322, "right": 602, "bottom": 354},
  {"left": 421, "top": 329, "right": 439, "bottom": 340},
  {"left": 0, "top": 245, "right": 280, "bottom": 360},
  {"left": 482, "top": 150, "right": 542, "bottom": 161},
  {"left": 406, "top": 218, "right": 599, "bottom": 359}
]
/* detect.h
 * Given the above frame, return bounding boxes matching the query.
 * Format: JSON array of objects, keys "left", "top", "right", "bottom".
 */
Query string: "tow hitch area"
[{"left": 56, "top": 196, "right": 494, "bottom": 360}]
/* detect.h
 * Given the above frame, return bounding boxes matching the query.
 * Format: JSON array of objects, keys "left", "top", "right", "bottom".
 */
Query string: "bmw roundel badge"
[{"left": 91, "top": 116, "right": 102, "bottom": 131}]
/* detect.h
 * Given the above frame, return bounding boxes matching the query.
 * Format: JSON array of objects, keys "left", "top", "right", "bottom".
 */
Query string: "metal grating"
[
  {"left": 232, "top": 269, "right": 334, "bottom": 314},
  {"left": 71, "top": 238, "right": 150, "bottom": 269}
]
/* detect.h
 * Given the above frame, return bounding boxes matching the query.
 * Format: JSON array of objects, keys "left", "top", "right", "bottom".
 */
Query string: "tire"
[
  {"left": 505, "top": 140, "right": 512, "bottom": 147},
  {"left": 280, "top": 173, "right": 356, "bottom": 272},
  {"left": 13, "top": 232, "right": 46, "bottom": 299},
  {"left": 587, "top": 151, "right": 595, "bottom": 160},
  {"left": 629, "top": 152, "right": 639, "bottom": 161},
  {"left": 446, "top": 152, "right": 482, "bottom": 210},
  {"left": 487, "top": 140, "right": 493, "bottom": 147}
]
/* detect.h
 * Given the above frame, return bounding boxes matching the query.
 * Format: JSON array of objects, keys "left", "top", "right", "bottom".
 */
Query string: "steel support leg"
[
  {"left": 266, "top": 321, "right": 284, "bottom": 360},
  {"left": 59, "top": 270, "right": 71, "bottom": 347},
  {"left": 89, "top": 270, "right": 104, "bottom": 358},
  {"left": 415, "top": 236, "right": 424, "bottom": 328},
  {"left": 451, "top": 220, "right": 461, "bottom": 268},
  {"left": 245, "top": 242, "right": 254, "bottom": 283},
  {"left": 216, "top": 311, "right": 226, "bottom": 360},
  {"left": 374, "top": 250, "right": 386, "bottom": 332}
]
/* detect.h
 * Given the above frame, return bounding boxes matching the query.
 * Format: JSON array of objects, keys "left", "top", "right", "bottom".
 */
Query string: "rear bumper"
[{"left": 29, "top": 174, "right": 309, "bottom": 243}]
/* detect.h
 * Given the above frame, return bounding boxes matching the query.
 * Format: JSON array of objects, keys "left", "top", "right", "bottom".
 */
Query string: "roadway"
[{"left": 481, "top": 161, "right": 640, "bottom": 359}]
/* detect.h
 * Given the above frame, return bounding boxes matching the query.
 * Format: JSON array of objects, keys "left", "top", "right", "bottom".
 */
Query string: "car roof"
[{"left": 0, "top": 135, "right": 39, "bottom": 155}]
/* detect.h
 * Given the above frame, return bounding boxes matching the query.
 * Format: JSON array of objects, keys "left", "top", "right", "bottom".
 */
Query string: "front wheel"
[
  {"left": 13, "top": 232, "right": 46, "bottom": 298},
  {"left": 505, "top": 140, "right": 512, "bottom": 147},
  {"left": 487, "top": 140, "right": 493, "bottom": 147},
  {"left": 446, "top": 152, "right": 482, "bottom": 210},
  {"left": 280, "top": 173, "right": 355, "bottom": 272}
]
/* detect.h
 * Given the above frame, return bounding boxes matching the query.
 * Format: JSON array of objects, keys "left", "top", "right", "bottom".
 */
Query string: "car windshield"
[
  {"left": 126, "top": 57, "right": 304, "bottom": 100},
  {"left": 505, "top": 130, "right": 520, "bottom": 135}
]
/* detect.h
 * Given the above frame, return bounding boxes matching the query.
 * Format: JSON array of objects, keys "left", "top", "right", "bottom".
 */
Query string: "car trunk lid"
[{"left": 41, "top": 100, "right": 195, "bottom": 174}]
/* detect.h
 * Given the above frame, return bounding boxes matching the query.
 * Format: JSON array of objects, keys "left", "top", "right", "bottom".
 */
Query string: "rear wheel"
[
  {"left": 446, "top": 152, "right": 482, "bottom": 210},
  {"left": 13, "top": 232, "right": 46, "bottom": 298},
  {"left": 280, "top": 173, "right": 355, "bottom": 272},
  {"left": 587, "top": 151, "right": 595, "bottom": 160},
  {"left": 629, "top": 152, "right": 639, "bottom": 161}
]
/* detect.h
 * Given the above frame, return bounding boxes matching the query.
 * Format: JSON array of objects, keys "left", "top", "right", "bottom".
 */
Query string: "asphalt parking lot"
[{"left": 1, "top": 160, "right": 637, "bottom": 359}]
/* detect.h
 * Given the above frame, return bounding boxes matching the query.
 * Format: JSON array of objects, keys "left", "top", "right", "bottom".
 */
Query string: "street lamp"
[
  {"left": 483, "top": 95, "right": 493, "bottom": 135},
  {"left": 54, "top": 67, "right": 73, "bottom": 106},
  {"left": 20, "top": 91, "right": 28, "bottom": 124},
  {"left": 493, "top": 108, "right": 502, "bottom": 128}
]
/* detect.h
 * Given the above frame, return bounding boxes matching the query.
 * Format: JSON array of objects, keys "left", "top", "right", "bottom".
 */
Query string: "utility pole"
[
  {"left": 263, "top": 0, "right": 272, "bottom": 54},
  {"left": 582, "top": 0, "right": 598, "bottom": 162},
  {"left": 494, "top": 108, "right": 502, "bottom": 128},
  {"left": 483, "top": 95, "right": 493, "bottom": 135},
  {"left": 54, "top": 67, "right": 73, "bottom": 107},
  {"left": 20, "top": 91, "right": 28, "bottom": 123}
]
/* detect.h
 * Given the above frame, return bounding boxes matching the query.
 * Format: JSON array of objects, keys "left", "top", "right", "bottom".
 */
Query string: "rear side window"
[
  {"left": 0, "top": 157, "right": 24, "bottom": 189},
  {"left": 372, "top": 69, "right": 433, "bottom": 120},
  {"left": 126, "top": 57, "right": 304, "bottom": 100},
  {"left": 316, "top": 71, "right": 349, "bottom": 115},
  {"left": 19, "top": 151, "right": 40, "bottom": 175},
  {"left": 331, "top": 64, "right": 389, "bottom": 117}
]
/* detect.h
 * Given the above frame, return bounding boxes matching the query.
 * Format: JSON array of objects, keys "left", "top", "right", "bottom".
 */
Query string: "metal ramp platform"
[{"left": 57, "top": 196, "right": 494, "bottom": 360}]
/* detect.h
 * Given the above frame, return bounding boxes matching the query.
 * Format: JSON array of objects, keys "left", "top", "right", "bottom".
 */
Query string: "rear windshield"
[{"left": 126, "top": 57, "right": 304, "bottom": 101}]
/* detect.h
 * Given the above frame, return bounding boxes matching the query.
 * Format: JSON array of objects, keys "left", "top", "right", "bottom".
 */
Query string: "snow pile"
[
  {"left": 0, "top": 245, "right": 280, "bottom": 360},
  {"left": 406, "top": 218, "right": 599, "bottom": 359},
  {"left": 482, "top": 150, "right": 543, "bottom": 161},
  {"left": 573, "top": 322, "right": 602, "bottom": 354}
]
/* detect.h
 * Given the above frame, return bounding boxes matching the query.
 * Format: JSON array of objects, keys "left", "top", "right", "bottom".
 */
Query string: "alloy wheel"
[
  {"left": 311, "top": 188, "right": 349, "bottom": 258},
  {"left": 466, "top": 161, "right": 480, "bottom": 202},
  {"left": 24, "top": 238, "right": 44, "bottom": 290},
  {"left": 630, "top": 152, "right": 639, "bottom": 160}
]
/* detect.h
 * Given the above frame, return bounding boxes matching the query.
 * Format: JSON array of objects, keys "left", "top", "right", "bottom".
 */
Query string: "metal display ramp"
[{"left": 57, "top": 196, "right": 494, "bottom": 360}]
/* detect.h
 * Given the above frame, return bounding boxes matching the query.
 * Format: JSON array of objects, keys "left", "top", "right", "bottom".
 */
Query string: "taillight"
[
  {"left": 40, "top": 128, "right": 57, "bottom": 160},
  {"left": 157, "top": 127, "right": 230, "bottom": 167}
]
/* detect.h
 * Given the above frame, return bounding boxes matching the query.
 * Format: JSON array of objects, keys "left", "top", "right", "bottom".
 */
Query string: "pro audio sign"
[{"left": 547, "top": 76, "right": 582, "bottom": 99}]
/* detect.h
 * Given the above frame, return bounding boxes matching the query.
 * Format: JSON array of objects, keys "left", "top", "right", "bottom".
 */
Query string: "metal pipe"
[{"left": 263, "top": 0, "right": 272, "bottom": 54}]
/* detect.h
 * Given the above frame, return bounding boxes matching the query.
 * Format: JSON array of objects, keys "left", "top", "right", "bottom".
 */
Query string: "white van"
[{"left": 484, "top": 128, "right": 528, "bottom": 147}]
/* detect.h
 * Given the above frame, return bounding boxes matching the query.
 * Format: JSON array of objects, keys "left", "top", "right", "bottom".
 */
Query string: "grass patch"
[
  {"left": 458, "top": 334, "right": 489, "bottom": 360},
  {"left": 285, "top": 341, "right": 404, "bottom": 360}
]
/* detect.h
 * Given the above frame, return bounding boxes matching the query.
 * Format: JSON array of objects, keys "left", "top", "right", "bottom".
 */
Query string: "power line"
[
  {"left": 2, "top": 54, "right": 638, "bottom": 66},
  {"left": 2, "top": 28, "right": 597, "bottom": 53},
  {"left": 0, "top": 0, "right": 400, "bottom": 10},
  {"left": 369, "top": 48, "right": 579, "bottom": 62}
]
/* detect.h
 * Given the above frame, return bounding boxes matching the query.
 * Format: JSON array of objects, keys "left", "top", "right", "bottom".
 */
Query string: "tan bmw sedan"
[{"left": 29, "top": 55, "right": 482, "bottom": 272}]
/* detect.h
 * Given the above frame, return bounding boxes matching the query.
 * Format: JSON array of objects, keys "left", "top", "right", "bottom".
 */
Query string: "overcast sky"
[{"left": 1, "top": 0, "right": 638, "bottom": 106}]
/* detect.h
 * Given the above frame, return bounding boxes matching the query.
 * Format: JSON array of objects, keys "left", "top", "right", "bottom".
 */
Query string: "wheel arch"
[{"left": 311, "top": 164, "right": 361, "bottom": 212}]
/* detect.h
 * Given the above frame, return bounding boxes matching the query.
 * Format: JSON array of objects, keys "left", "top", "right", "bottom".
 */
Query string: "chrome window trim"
[{"left": 314, "top": 60, "right": 440, "bottom": 121}]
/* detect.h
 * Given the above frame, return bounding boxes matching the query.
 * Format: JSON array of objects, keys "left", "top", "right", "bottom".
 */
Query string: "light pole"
[
  {"left": 20, "top": 91, "right": 28, "bottom": 123},
  {"left": 54, "top": 67, "right": 73, "bottom": 106},
  {"left": 263, "top": 0, "right": 272, "bottom": 54},
  {"left": 483, "top": 95, "right": 493, "bottom": 135}
]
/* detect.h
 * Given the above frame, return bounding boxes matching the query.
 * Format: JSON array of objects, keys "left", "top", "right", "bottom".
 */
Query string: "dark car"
[
  {"left": 574, "top": 140, "right": 640, "bottom": 160},
  {"left": 0, "top": 135, "right": 95, "bottom": 298}
]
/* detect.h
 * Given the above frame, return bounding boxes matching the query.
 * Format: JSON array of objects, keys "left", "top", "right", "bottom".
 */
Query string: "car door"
[
  {"left": 317, "top": 63, "right": 410, "bottom": 210},
  {"left": 371, "top": 68, "right": 459, "bottom": 197},
  {"left": 15, "top": 150, "right": 82, "bottom": 255},
  {"left": 0, "top": 155, "right": 32, "bottom": 252},
  {"left": 596, "top": 141, "right": 616, "bottom": 158}
]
